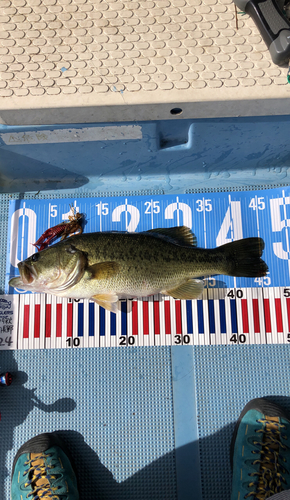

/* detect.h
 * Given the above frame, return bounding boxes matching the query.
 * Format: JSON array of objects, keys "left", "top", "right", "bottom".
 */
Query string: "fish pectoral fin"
[
  {"left": 146, "top": 226, "right": 197, "bottom": 247},
  {"left": 88, "top": 261, "right": 120, "bottom": 280},
  {"left": 91, "top": 293, "right": 119, "bottom": 313},
  {"left": 163, "top": 279, "right": 204, "bottom": 300}
]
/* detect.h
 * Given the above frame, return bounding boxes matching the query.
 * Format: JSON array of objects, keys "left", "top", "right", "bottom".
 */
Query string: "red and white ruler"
[{"left": 2, "top": 287, "right": 290, "bottom": 350}]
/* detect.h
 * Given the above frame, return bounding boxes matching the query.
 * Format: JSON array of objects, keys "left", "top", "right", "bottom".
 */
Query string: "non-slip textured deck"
[
  {"left": 0, "top": 347, "right": 177, "bottom": 500},
  {"left": 1, "top": 345, "right": 290, "bottom": 500},
  {"left": 0, "top": 0, "right": 290, "bottom": 124},
  {"left": 194, "top": 344, "right": 290, "bottom": 500}
]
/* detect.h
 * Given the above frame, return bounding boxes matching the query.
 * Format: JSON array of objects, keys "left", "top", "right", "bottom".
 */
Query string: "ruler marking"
[
  {"left": 186, "top": 301, "right": 193, "bottom": 334},
  {"left": 197, "top": 300, "right": 204, "bottom": 334},
  {"left": 241, "top": 299, "right": 249, "bottom": 334},
  {"left": 275, "top": 298, "right": 283, "bottom": 333},
  {"left": 143, "top": 300, "right": 149, "bottom": 335},
  {"left": 56, "top": 303, "right": 62, "bottom": 338},
  {"left": 253, "top": 299, "right": 260, "bottom": 334},
  {"left": 34, "top": 304, "right": 40, "bottom": 339},
  {"left": 263, "top": 298, "right": 271, "bottom": 333},
  {"left": 111, "top": 311, "right": 116, "bottom": 336},
  {"left": 132, "top": 301, "right": 138, "bottom": 336},
  {"left": 121, "top": 301, "right": 127, "bottom": 336},
  {"left": 67, "top": 302, "right": 73, "bottom": 338},
  {"left": 165, "top": 300, "right": 171, "bottom": 335},
  {"left": 230, "top": 300, "right": 238, "bottom": 334},
  {"left": 208, "top": 299, "right": 215, "bottom": 334},
  {"left": 6, "top": 286, "right": 290, "bottom": 349},
  {"left": 45, "top": 304, "right": 51, "bottom": 338},
  {"left": 23, "top": 304, "right": 29, "bottom": 339},
  {"left": 219, "top": 299, "right": 226, "bottom": 334},
  {"left": 175, "top": 300, "right": 182, "bottom": 335},
  {"left": 78, "top": 302, "right": 84, "bottom": 337},
  {"left": 154, "top": 299, "right": 160, "bottom": 335},
  {"left": 100, "top": 307, "right": 106, "bottom": 337},
  {"left": 89, "top": 302, "right": 94, "bottom": 337}
]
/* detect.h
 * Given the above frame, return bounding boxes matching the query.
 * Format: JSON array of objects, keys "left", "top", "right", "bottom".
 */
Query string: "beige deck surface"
[{"left": 0, "top": 0, "right": 290, "bottom": 125}]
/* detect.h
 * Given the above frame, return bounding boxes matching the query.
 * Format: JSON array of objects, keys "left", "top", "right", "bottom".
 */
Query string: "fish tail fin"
[{"left": 220, "top": 237, "right": 268, "bottom": 278}]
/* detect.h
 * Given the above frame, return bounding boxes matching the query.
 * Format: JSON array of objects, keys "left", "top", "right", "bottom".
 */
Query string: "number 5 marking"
[{"left": 270, "top": 192, "right": 290, "bottom": 260}]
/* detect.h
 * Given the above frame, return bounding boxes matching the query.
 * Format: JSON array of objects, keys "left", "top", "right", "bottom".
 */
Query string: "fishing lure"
[{"left": 33, "top": 207, "right": 83, "bottom": 251}]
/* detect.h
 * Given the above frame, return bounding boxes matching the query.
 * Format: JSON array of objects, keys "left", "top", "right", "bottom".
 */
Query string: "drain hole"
[{"left": 170, "top": 107, "right": 183, "bottom": 116}]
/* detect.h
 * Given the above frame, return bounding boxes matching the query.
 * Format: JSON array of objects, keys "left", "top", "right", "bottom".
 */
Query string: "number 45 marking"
[{"left": 249, "top": 197, "right": 265, "bottom": 211}]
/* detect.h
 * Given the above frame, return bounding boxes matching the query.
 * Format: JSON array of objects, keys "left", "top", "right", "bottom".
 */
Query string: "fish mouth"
[
  {"left": 9, "top": 277, "right": 24, "bottom": 288},
  {"left": 18, "top": 262, "right": 36, "bottom": 285}
]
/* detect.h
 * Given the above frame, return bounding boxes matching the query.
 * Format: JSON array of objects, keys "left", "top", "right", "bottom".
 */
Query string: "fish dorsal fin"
[
  {"left": 88, "top": 261, "right": 120, "bottom": 280},
  {"left": 91, "top": 293, "right": 119, "bottom": 313},
  {"left": 162, "top": 279, "right": 204, "bottom": 300},
  {"left": 146, "top": 226, "right": 197, "bottom": 247}
]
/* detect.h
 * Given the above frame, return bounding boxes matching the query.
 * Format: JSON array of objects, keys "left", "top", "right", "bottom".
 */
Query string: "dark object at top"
[{"left": 233, "top": 0, "right": 290, "bottom": 66}]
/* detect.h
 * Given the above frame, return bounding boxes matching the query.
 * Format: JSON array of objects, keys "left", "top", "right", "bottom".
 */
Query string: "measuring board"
[{"left": 3, "top": 187, "right": 290, "bottom": 349}]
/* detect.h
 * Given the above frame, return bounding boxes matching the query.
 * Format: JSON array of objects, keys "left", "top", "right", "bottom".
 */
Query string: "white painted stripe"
[
  {"left": 88, "top": 301, "right": 95, "bottom": 349},
  {"left": 218, "top": 288, "right": 227, "bottom": 346},
  {"left": 159, "top": 297, "right": 166, "bottom": 346},
  {"left": 110, "top": 309, "right": 117, "bottom": 348},
  {"left": 137, "top": 299, "right": 143, "bottom": 347},
  {"left": 191, "top": 301, "right": 199, "bottom": 347},
  {"left": 181, "top": 299, "right": 187, "bottom": 337},
  {"left": 94, "top": 303, "right": 100, "bottom": 348},
  {"left": 263, "top": 287, "right": 273, "bottom": 345},
  {"left": 143, "top": 297, "right": 150, "bottom": 347},
  {"left": 71, "top": 299, "right": 78, "bottom": 350},
  {"left": 127, "top": 301, "right": 133, "bottom": 347},
  {"left": 169, "top": 296, "right": 176, "bottom": 346},
  {"left": 0, "top": 125, "right": 142, "bottom": 145},
  {"left": 154, "top": 295, "right": 161, "bottom": 347},
  {"left": 224, "top": 289, "right": 232, "bottom": 345},
  {"left": 273, "top": 287, "right": 283, "bottom": 344},
  {"left": 28, "top": 294, "right": 35, "bottom": 351},
  {"left": 210, "top": 288, "right": 221, "bottom": 346},
  {"left": 82, "top": 299, "right": 88, "bottom": 348},
  {"left": 280, "top": 288, "right": 289, "bottom": 344},
  {"left": 116, "top": 307, "right": 122, "bottom": 348},
  {"left": 50, "top": 295, "right": 57, "bottom": 350},
  {"left": 39, "top": 294, "right": 46, "bottom": 350},
  {"left": 257, "top": 288, "right": 267, "bottom": 345},
  {"left": 148, "top": 296, "right": 155, "bottom": 347},
  {"left": 18, "top": 295, "right": 24, "bottom": 350},
  {"left": 103, "top": 309, "right": 110, "bottom": 348},
  {"left": 202, "top": 291, "right": 210, "bottom": 346}
]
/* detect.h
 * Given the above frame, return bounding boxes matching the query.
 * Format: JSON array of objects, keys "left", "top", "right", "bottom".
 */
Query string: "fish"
[{"left": 9, "top": 226, "right": 268, "bottom": 312}]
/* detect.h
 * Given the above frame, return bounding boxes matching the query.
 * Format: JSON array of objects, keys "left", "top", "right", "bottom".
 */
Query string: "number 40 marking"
[{"left": 216, "top": 198, "right": 243, "bottom": 246}]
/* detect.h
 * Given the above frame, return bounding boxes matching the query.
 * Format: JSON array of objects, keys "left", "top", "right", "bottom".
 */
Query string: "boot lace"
[
  {"left": 23, "top": 453, "right": 66, "bottom": 499},
  {"left": 245, "top": 417, "right": 288, "bottom": 500}
]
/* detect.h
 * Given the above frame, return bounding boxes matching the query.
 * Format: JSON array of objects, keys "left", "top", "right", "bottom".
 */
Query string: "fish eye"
[{"left": 31, "top": 253, "right": 40, "bottom": 262}]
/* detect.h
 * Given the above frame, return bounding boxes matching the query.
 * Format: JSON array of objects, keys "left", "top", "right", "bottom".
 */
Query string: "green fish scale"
[{"left": 62, "top": 232, "right": 226, "bottom": 297}]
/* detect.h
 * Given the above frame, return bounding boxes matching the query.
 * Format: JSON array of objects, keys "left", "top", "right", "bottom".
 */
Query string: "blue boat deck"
[{"left": 1, "top": 117, "right": 290, "bottom": 500}]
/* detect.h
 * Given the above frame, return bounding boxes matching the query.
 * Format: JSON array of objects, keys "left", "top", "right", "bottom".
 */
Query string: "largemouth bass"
[{"left": 9, "top": 226, "right": 268, "bottom": 312}]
